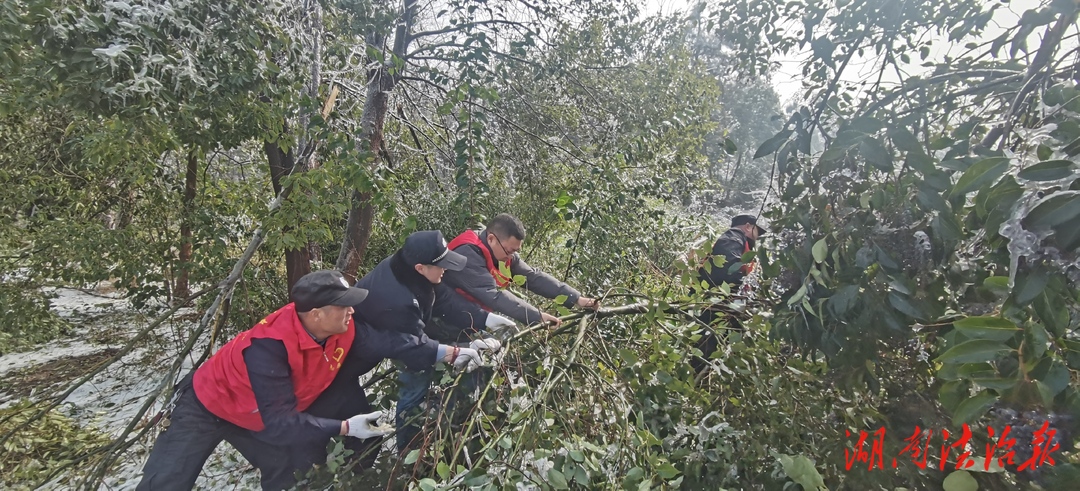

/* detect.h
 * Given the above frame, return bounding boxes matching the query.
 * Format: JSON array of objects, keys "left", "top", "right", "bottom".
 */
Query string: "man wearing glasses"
[{"left": 441, "top": 213, "right": 598, "bottom": 335}]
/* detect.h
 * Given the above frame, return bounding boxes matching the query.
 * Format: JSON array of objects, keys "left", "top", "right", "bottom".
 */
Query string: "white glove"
[
  {"left": 452, "top": 347, "right": 483, "bottom": 372},
  {"left": 344, "top": 411, "right": 392, "bottom": 439},
  {"left": 484, "top": 313, "right": 517, "bottom": 339},
  {"left": 470, "top": 337, "right": 502, "bottom": 353},
  {"left": 485, "top": 313, "right": 515, "bottom": 329}
]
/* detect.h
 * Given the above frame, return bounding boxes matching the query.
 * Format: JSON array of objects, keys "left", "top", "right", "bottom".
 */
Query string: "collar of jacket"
[
  {"left": 479, "top": 229, "right": 507, "bottom": 259},
  {"left": 390, "top": 250, "right": 434, "bottom": 301},
  {"left": 728, "top": 227, "right": 755, "bottom": 250}
]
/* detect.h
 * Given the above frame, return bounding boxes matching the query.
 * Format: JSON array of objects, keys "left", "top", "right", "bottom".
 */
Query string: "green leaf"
[
  {"left": 777, "top": 454, "right": 826, "bottom": 491},
  {"left": 1033, "top": 359, "right": 1070, "bottom": 397},
  {"left": 1014, "top": 268, "right": 1049, "bottom": 306},
  {"left": 939, "top": 380, "right": 969, "bottom": 410},
  {"left": 951, "top": 157, "right": 1009, "bottom": 198},
  {"left": 437, "top": 461, "right": 450, "bottom": 480},
  {"left": 820, "top": 144, "right": 849, "bottom": 163},
  {"left": 1037, "top": 144, "right": 1054, "bottom": 161},
  {"left": 936, "top": 339, "right": 1013, "bottom": 364},
  {"left": 404, "top": 449, "right": 420, "bottom": 465},
  {"left": 983, "top": 276, "right": 1009, "bottom": 295},
  {"left": 917, "top": 188, "right": 951, "bottom": 213},
  {"left": 656, "top": 462, "right": 680, "bottom": 479},
  {"left": 953, "top": 316, "right": 1021, "bottom": 341},
  {"left": 548, "top": 468, "right": 570, "bottom": 489},
  {"left": 890, "top": 127, "right": 922, "bottom": 153},
  {"left": 888, "top": 292, "right": 928, "bottom": 321},
  {"left": 906, "top": 149, "right": 937, "bottom": 174},
  {"left": 860, "top": 137, "right": 893, "bottom": 171},
  {"left": 1062, "top": 136, "right": 1080, "bottom": 156},
  {"left": 970, "top": 376, "right": 1018, "bottom": 391},
  {"left": 787, "top": 284, "right": 808, "bottom": 307},
  {"left": 623, "top": 466, "right": 645, "bottom": 489},
  {"left": 828, "top": 285, "right": 860, "bottom": 316},
  {"left": 812, "top": 238, "right": 827, "bottom": 263},
  {"left": 942, "top": 470, "right": 979, "bottom": 491},
  {"left": 1017, "top": 159, "right": 1076, "bottom": 181},
  {"left": 952, "top": 391, "right": 999, "bottom": 425},
  {"left": 1023, "top": 191, "right": 1080, "bottom": 230},
  {"left": 754, "top": 129, "right": 793, "bottom": 158},
  {"left": 977, "top": 176, "right": 1022, "bottom": 218},
  {"left": 723, "top": 138, "right": 738, "bottom": 155}
]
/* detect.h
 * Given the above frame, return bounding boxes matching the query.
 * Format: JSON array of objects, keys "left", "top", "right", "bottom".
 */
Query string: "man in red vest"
[
  {"left": 137, "top": 270, "right": 423, "bottom": 490},
  {"left": 695, "top": 214, "right": 764, "bottom": 291},
  {"left": 442, "top": 213, "right": 598, "bottom": 334},
  {"left": 691, "top": 214, "right": 766, "bottom": 373}
]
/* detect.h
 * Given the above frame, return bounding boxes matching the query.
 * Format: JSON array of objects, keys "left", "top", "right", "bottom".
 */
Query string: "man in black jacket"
[
  {"left": 696, "top": 214, "right": 765, "bottom": 290},
  {"left": 353, "top": 230, "right": 511, "bottom": 453},
  {"left": 691, "top": 214, "right": 766, "bottom": 373}
]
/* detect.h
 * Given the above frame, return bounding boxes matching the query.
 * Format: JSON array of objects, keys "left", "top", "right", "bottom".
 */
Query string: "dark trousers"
[
  {"left": 137, "top": 364, "right": 379, "bottom": 490},
  {"left": 689, "top": 308, "right": 744, "bottom": 374},
  {"left": 395, "top": 364, "right": 483, "bottom": 455}
]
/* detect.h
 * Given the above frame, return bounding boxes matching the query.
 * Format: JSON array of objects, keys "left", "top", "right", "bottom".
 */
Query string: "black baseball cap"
[
  {"left": 292, "top": 270, "right": 368, "bottom": 312},
  {"left": 731, "top": 215, "right": 767, "bottom": 236},
  {"left": 402, "top": 230, "right": 467, "bottom": 271}
]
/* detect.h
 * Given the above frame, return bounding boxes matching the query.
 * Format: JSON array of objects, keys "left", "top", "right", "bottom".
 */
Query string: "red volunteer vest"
[
  {"left": 192, "top": 303, "right": 355, "bottom": 431},
  {"left": 447, "top": 230, "right": 513, "bottom": 308},
  {"left": 740, "top": 239, "right": 755, "bottom": 276}
]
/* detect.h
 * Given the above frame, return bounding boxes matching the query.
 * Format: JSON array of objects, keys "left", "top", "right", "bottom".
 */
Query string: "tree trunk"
[
  {"left": 337, "top": 190, "right": 375, "bottom": 281},
  {"left": 720, "top": 151, "right": 743, "bottom": 206},
  {"left": 265, "top": 141, "right": 311, "bottom": 295},
  {"left": 335, "top": 69, "right": 393, "bottom": 280},
  {"left": 335, "top": 0, "right": 418, "bottom": 280},
  {"left": 175, "top": 149, "right": 198, "bottom": 300}
]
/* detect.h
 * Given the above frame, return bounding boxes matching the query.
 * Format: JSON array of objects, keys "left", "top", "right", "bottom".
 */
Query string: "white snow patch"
[{"left": 2, "top": 288, "right": 261, "bottom": 490}]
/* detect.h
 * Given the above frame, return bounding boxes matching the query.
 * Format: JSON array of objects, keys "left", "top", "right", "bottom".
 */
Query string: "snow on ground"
[{"left": 0, "top": 287, "right": 261, "bottom": 490}]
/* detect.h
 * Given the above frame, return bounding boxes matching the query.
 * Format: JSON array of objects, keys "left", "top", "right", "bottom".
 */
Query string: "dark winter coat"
[
  {"left": 443, "top": 230, "right": 581, "bottom": 325},
  {"left": 352, "top": 251, "right": 489, "bottom": 367},
  {"left": 697, "top": 228, "right": 755, "bottom": 289}
]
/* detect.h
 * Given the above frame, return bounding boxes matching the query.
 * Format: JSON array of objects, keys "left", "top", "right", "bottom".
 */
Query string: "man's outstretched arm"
[{"left": 444, "top": 246, "right": 546, "bottom": 324}]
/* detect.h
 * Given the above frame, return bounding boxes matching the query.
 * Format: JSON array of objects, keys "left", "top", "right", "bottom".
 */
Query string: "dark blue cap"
[
  {"left": 403, "top": 230, "right": 467, "bottom": 271},
  {"left": 731, "top": 215, "right": 767, "bottom": 235}
]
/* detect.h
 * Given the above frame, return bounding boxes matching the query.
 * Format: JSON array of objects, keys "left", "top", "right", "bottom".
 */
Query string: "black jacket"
[
  {"left": 242, "top": 319, "right": 429, "bottom": 443},
  {"left": 442, "top": 230, "right": 581, "bottom": 325},
  {"left": 697, "top": 228, "right": 754, "bottom": 289},
  {"left": 353, "top": 251, "right": 488, "bottom": 368}
]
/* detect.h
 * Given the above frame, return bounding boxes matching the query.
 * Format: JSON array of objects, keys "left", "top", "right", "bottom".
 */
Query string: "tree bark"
[
  {"left": 175, "top": 149, "right": 198, "bottom": 300},
  {"left": 335, "top": 0, "right": 418, "bottom": 280},
  {"left": 335, "top": 71, "right": 392, "bottom": 279},
  {"left": 265, "top": 141, "right": 311, "bottom": 295}
]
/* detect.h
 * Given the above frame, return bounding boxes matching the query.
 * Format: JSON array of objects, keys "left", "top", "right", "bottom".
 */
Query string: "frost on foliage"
[{"left": 997, "top": 136, "right": 1080, "bottom": 288}]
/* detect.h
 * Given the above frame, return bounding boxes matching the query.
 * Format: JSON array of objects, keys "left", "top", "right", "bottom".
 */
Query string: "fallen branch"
[{"left": 0, "top": 286, "right": 215, "bottom": 450}]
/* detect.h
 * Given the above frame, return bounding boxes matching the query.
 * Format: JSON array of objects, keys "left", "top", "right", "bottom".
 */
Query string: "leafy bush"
[
  {"left": 0, "top": 284, "right": 70, "bottom": 354},
  {"left": 0, "top": 400, "right": 111, "bottom": 488}
]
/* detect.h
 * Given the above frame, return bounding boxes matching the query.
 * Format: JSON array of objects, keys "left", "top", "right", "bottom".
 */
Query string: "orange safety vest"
[
  {"left": 192, "top": 303, "right": 354, "bottom": 431},
  {"left": 447, "top": 230, "right": 513, "bottom": 309}
]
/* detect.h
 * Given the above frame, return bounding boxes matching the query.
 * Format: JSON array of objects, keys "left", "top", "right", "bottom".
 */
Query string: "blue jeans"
[
  {"left": 395, "top": 368, "right": 434, "bottom": 453},
  {"left": 395, "top": 366, "right": 484, "bottom": 453}
]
